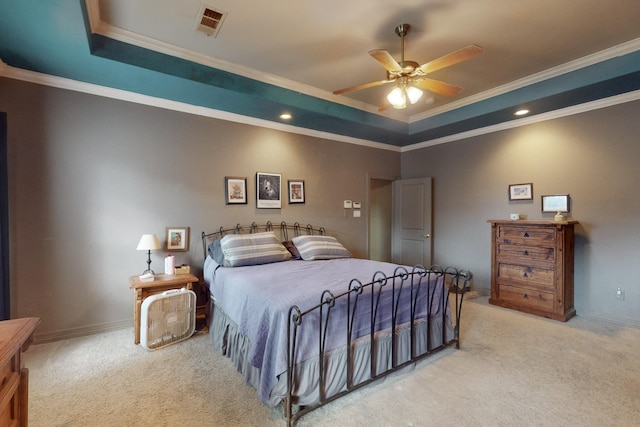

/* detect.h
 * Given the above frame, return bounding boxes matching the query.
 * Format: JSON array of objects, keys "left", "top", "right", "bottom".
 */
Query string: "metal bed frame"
[
  {"left": 201, "top": 221, "right": 472, "bottom": 426},
  {"left": 285, "top": 264, "right": 471, "bottom": 425},
  {"left": 201, "top": 220, "right": 325, "bottom": 259}
]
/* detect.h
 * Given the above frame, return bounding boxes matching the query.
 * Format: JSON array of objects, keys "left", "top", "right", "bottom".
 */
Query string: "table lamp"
[{"left": 136, "top": 233, "right": 161, "bottom": 274}]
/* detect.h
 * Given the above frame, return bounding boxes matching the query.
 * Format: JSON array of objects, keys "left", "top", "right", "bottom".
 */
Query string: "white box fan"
[{"left": 141, "top": 288, "right": 196, "bottom": 350}]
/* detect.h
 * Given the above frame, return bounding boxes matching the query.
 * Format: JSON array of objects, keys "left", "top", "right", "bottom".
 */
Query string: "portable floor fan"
[{"left": 141, "top": 288, "right": 196, "bottom": 350}]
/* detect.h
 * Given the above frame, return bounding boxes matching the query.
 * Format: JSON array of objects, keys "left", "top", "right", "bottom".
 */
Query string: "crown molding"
[
  {"left": 1, "top": 64, "right": 400, "bottom": 152},
  {"left": 83, "top": 0, "right": 408, "bottom": 122},
  {"left": 402, "top": 88, "right": 640, "bottom": 152},
  {"left": 84, "top": 0, "right": 640, "bottom": 126},
  {"left": 410, "top": 37, "right": 640, "bottom": 123},
  {"left": 4, "top": 63, "right": 638, "bottom": 154}
]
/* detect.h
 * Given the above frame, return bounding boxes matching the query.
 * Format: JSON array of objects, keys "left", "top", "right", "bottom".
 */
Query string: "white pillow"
[
  {"left": 292, "top": 235, "right": 352, "bottom": 260},
  {"left": 220, "top": 231, "right": 291, "bottom": 267}
]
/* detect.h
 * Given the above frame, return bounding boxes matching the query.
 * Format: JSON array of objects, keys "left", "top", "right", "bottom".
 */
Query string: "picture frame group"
[
  {"left": 224, "top": 173, "right": 306, "bottom": 208},
  {"left": 508, "top": 181, "right": 572, "bottom": 214}
]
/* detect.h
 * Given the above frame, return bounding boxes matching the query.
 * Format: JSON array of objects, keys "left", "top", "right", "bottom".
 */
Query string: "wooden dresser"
[
  {"left": 488, "top": 220, "right": 578, "bottom": 321},
  {"left": 0, "top": 317, "right": 40, "bottom": 426}
]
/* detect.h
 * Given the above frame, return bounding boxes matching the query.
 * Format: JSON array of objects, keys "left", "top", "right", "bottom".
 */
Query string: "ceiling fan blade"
[
  {"left": 419, "top": 44, "right": 483, "bottom": 74},
  {"left": 369, "top": 49, "right": 402, "bottom": 73},
  {"left": 378, "top": 99, "right": 391, "bottom": 112},
  {"left": 333, "top": 79, "right": 393, "bottom": 96},
  {"left": 414, "top": 78, "right": 463, "bottom": 96}
]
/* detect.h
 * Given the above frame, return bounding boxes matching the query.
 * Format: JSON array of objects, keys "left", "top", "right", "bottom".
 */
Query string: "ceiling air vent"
[{"left": 194, "top": 4, "right": 227, "bottom": 37}]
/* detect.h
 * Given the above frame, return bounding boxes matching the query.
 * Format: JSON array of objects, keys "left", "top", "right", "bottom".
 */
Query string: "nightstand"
[{"left": 129, "top": 273, "right": 199, "bottom": 344}]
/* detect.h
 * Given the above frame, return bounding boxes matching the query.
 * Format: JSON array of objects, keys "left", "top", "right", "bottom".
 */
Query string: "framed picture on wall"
[
  {"left": 225, "top": 177, "right": 247, "bottom": 204},
  {"left": 508, "top": 183, "right": 533, "bottom": 201},
  {"left": 256, "top": 172, "right": 281, "bottom": 208},
  {"left": 165, "top": 226, "right": 189, "bottom": 252},
  {"left": 288, "top": 180, "right": 305, "bottom": 204}
]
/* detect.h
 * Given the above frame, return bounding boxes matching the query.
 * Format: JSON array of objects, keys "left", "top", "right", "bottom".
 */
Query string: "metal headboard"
[{"left": 201, "top": 221, "right": 325, "bottom": 260}]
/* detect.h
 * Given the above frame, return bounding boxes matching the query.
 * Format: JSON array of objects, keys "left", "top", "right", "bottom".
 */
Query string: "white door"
[{"left": 391, "top": 177, "right": 432, "bottom": 267}]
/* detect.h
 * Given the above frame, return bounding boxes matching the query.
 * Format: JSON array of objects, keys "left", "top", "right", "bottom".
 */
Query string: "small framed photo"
[
  {"left": 225, "top": 177, "right": 247, "bottom": 204},
  {"left": 166, "top": 226, "right": 189, "bottom": 252},
  {"left": 542, "top": 194, "right": 570, "bottom": 213},
  {"left": 256, "top": 172, "right": 281, "bottom": 209},
  {"left": 509, "top": 183, "right": 533, "bottom": 201},
  {"left": 288, "top": 180, "right": 305, "bottom": 204}
]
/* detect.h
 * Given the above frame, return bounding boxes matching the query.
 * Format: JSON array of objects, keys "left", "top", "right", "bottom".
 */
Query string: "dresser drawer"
[
  {"left": 497, "top": 225, "right": 556, "bottom": 245},
  {"left": 496, "top": 243, "right": 555, "bottom": 264},
  {"left": 497, "top": 263, "right": 555, "bottom": 290},
  {"left": 497, "top": 284, "right": 556, "bottom": 313}
]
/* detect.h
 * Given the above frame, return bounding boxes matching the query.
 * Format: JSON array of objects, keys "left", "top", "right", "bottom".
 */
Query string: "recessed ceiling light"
[
  {"left": 279, "top": 113, "right": 292, "bottom": 120},
  {"left": 514, "top": 109, "right": 530, "bottom": 116}
]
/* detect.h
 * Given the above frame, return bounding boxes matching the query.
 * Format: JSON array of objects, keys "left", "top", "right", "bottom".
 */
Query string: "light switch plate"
[
  {"left": 353, "top": 202, "right": 361, "bottom": 209},
  {"left": 353, "top": 210, "right": 361, "bottom": 218},
  {"left": 343, "top": 200, "right": 352, "bottom": 208}
]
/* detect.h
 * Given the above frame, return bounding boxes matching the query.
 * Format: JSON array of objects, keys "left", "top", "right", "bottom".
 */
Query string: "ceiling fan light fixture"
[
  {"left": 387, "top": 84, "right": 423, "bottom": 109},
  {"left": 406, "top": 86, "right": 423, "bottom": 104},
  {"left": 387, "top": 86, "right": 406, "bottom": 109}
]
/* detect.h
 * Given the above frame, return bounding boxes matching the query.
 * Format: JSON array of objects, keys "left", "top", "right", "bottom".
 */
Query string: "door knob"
[{"left": 422, "top": 234, "right": 431, "bottom": 238}]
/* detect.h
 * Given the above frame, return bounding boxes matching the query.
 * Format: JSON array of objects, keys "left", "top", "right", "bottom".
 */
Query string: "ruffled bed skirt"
[{"left": 209, "top": 297, "right": 454, "bottom": 408}]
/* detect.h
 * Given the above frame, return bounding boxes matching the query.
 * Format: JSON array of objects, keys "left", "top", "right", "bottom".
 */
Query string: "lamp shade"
[{"left": 136, "top": 234, "right": 161, "bottom": 251}]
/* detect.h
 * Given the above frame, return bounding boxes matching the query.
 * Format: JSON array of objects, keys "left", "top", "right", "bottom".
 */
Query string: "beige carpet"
[{"left": 25, "top": 297, "right": 640, "bottom": 426}]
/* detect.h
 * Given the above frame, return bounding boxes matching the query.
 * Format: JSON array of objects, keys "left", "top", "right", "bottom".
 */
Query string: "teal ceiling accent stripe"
[
  {"left": 87, "top": 33, "right": 408, "bottom": 137},
  {"left": 1, "top": 0, "right": 638, "bottom": 147},
  {"left": 405, "top": 70, "right": 640, "bottom": 144},
  {"left": 408, "top": 51, "right": 640, "bottom": 135}
]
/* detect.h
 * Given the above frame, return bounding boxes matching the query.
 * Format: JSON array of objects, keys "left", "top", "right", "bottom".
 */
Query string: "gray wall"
[
  {"left": 3, "top": 76, "right": 638, "bottom": 339},
  {"left": 1, "top": 78, "right": 400, "bottom": 340},
  {"left": 402, "top": 100, "right": 640, "bottom": 326}
]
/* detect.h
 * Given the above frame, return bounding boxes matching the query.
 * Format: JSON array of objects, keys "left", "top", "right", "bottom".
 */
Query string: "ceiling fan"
[{"left": 333, "top": 24, "right": 482, "bottom": 111}]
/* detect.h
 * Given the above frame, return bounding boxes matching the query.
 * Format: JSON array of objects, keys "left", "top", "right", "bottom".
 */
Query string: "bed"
[{"left": 202, "top": 221, "right": 471, "bottom": 426}]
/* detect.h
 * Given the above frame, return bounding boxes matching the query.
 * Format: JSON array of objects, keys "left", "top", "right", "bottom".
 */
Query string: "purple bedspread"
[{"left": 203, "top": 257, "right": 448, "bottom": 405}]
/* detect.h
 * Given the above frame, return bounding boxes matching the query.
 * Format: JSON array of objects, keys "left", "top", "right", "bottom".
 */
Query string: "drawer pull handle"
[
  {"left": 524, "top": 250, "right": 529, "bottom": 256},
  {"left": 523, "top": 232, "right": 529, "bottom": 238},
  {"left": 523, "top": 272, "right": 528, "bottom": 278},
  {"left": 523, "top": 293, "right": 529, "bottom": 299}
]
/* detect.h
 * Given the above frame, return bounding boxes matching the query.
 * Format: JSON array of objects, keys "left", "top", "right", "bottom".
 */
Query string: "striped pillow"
[
  {"left": 292, "top": 235, "right": 352, "bottom": 260},
  {"left": 220, "top": 232, "right": 291, "bottom": 267}
]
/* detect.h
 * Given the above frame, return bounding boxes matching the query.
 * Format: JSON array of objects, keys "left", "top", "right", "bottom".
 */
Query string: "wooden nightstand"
[{"left": 129, "top": 273, "right": 199, "bottom": 344}]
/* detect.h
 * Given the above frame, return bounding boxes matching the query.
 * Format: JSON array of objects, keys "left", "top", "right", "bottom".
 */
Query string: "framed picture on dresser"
[{"left": 541, "top": 194, "right": 570, "bottom": 212}]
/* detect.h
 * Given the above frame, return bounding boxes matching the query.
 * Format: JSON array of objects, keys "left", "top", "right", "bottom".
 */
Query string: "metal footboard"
[{"left": 285, "top": 265, "right": 472, "bottom": 426}]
